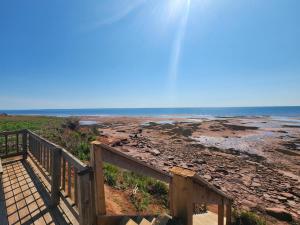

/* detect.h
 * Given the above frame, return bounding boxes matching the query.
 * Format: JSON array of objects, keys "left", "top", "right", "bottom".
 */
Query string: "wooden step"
[
  {"left": 139, "top": 218, "right": 152, "bottom": 225},
  {"left": 125, "top": 219, "right": 139, "bottom": 225}
]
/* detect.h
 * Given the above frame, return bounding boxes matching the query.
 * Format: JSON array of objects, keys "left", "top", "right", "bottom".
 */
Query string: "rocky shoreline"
[{"left": 81, "top": 116, "right": 300, "bottom": 223}]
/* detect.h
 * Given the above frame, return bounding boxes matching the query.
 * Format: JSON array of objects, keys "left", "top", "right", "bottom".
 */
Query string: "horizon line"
[{"left": 1, "top": 105, "right": 300, "bottom": 111}]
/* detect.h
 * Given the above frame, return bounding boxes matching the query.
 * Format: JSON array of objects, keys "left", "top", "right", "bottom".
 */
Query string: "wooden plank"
[
  {"left": 97, "top": 215, "right": 156, "bottom": 225},
  {"left": 99, "top": 143, "right": 172, "bottom": 183},
  {"left": 61, "top": 149, "right": 87, "bottom": 170},
  {"left": 50, "top": 148, "right": 62, "bottom": 206},
  {"left": 16, "top": 133, "right": 19, "bottom": 153},
  {"left": 5, "top": 135, "right": 7, "bottom": 155},
  {"left": 49, "top": 148, "right": 53, "bottom": 175},
  {"left": 1, "top": 151, "right": 25, "bottom": 159},
  {"left": 90, "top": 143, "right": 106, "bottom": 215},
  {"left": 218, "top": 202, "right": 225, "bottom": 225},
  {"left": 27, "top": 130, "right": 87, "bottom": 170},
  {"left": 77, "top": 170, "right": 92, "bottom": 225},
  {"left": 68, "top": 162, "right": 72, "bottom": 198},
  {"left": 46, "top": 145, "right": 49, "bottom": 172},
  {"left": 226, "top": 203, "right": 232, "bottom": 225},
  {"left": 0, "top": 130, "right": 25, "bottom": 136},
  {"left": 169, "top": 171, "right": 193, "bottom": 225},
  {"left": 74, "top": 167, "right": 78, "bottom": 206},
  {"left": 22, "top": 131, "right": 28, "bottom": 159},
  {"left": 62, "top": 157, "right": 66, "bottom": 191}
]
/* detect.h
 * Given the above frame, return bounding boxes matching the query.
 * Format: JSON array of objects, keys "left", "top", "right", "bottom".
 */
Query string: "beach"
[{"left": 80, "top": 115, "right": 300, "bottom": 221}]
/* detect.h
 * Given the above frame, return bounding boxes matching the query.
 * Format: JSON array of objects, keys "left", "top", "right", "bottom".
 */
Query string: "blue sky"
[{"left": 0, "top": 0, "right": 299, "bottom": 109}]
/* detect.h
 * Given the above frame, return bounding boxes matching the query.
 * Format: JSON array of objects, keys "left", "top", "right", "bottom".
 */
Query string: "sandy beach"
[{"left": 80, "top": 115, "right": 300, "bottom": 221}]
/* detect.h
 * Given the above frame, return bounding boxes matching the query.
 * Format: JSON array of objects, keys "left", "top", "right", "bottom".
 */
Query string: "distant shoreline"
[{"left": 1, "top": 106, "right": 300, "bottom": 118}]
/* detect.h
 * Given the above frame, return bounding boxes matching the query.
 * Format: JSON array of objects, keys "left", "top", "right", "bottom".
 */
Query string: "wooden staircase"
[{"left": 120, "top": 214, "right": 178, "bottom": 225}]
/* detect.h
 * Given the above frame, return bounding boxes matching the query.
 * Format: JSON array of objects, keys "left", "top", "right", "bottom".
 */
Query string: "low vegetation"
[
  {"left": 0, "top": 115, "right": 169, "bottom": 212},
  {"left": 232, "top": 210, "right": 266, "bottom": 225},
  {"left": 104, "top": 163, "right": 169, "bottom": 212}
]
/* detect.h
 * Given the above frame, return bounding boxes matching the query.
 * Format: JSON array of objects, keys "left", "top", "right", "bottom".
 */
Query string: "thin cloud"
[{"left": 86, "top": 0, "right": 146, "bottom": 30}]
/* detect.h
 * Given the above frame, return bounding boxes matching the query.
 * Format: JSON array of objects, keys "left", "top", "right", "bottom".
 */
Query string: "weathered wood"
[
  {"left": 193, "top": 174, "right": 233, "bottom": 202},
  {"left": 50, "top": 148, "right": 62, "bottom": 207},
  {"left": 218, "top": 201, "right": 225, "bottom": 225},
  {"left": 16, "top": 133, "right": 19, "bottom": 153},
  {"left": 5, "top": 135, "right": 7, "bottom": 155},
  {"left": 74, "top": 167, "right": 78, "bottom": 205},
  {"left": 226, "top": 202, "right": 232, "bottom": 225},
  {"left": 68, "top": 162, "right": 72, "bottom": 198},
  {"left": 90, "top": 142, "right": 106, "bottom": 216},
  {"left": 97, "top": 215, "right": 156, "bottom": 225},
  {"left": 46, "top": 145, "right": 49, "bottom": 172},
  {"left": 62, "top": 157, "right": 66, "bottom": 191},
  {"left": 100, "top": 143, "right": 172, "bottom": 183},
  {"left": 61, "top": 149, "right": 87, "bottom": 170},
  {"left": 170, "top": 167, "right": 194, "bottom": 225},
  {"left": 22, "top": 131, "right": 28, "bottom": 159},
  {"left": 77, "top": 170, "right": 92, "bottom": 225}
]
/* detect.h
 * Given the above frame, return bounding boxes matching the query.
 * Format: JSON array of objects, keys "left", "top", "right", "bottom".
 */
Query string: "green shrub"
[
  {"left": 104, "top": 164, "right": 119, "bottom": 187},
  {"left": 232, "top": 210, "right": 266, "bottom": 225},
  {"left": 147, "top": 181, "right": 168, "bottom": 196},
  {"left": 75, "top": 142, "right": 90, "bottom": 161}
]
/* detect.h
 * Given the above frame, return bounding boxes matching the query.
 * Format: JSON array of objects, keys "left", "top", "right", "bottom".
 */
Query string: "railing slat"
[
  {"left": 68, "top": 162, "right": 72, "bottom": 198},
  {"left": 74, "top": 167, "right": 78, "bottom": 206},
  {"left": 16, "top": 133, "right": 19, "bottom": 153},
  {"left": 5, "top": 135, "right": 8, "bottom": 155},
  {"left": 62, "top": 157, "right": 66, "bottom": 191}
]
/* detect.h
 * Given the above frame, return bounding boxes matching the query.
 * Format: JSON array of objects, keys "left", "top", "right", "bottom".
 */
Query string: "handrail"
[
  {"left": 193, "top": 174, "right": 233, "bottom": 201},
  {"left": 96, "top": 142, "right": 172, "bottom": 183},
  {"left": 26, "top": 129, "right": 92, "bottom": 223},
  {"left": 27, "top": 129, "right": 88, "bottom": 171},
  {"left": 0, "top": 129, "right": 27, "bottom": 158}
]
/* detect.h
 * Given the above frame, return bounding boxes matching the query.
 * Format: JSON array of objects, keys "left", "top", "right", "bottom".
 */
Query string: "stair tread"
[
  {"left": 125, "top": 219, "right": 139, "bottom": 225},
  {"left": 139, "top": 218, "right": 152, "bottom": 225}
]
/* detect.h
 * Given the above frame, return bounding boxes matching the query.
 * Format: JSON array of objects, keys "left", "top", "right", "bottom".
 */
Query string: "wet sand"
[{"left": 81, "top": 115, "right": 300, "bottom": 222}]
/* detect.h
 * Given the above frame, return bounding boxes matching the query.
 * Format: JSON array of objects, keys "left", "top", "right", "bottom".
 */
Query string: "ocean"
[{"left": 1, "top": 106, "right": 300, "bottom": 118}]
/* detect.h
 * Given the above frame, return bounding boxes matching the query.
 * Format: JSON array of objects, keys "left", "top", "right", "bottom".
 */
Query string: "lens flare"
[{"left": 169, "top": 0, "right": 191, "bottom": 81}]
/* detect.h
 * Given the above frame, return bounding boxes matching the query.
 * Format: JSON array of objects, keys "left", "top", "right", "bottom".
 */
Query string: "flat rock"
[
  {"left": 150, "top": 149, "right": 161, "bottom": 156},
  {"left": 266, "top": 208, "right": 293, "bottom": 222},
  {"left": 281, "top": 192, "right": 294, "bottom": 199},
  {"left": 203, "top": 174, "right": 212, "bottom": 181}
]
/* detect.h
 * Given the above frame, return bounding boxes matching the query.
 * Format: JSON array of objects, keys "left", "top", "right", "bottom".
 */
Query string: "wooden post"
[
  {"left": 90, "top": 141, "right": 106, "bottom": 216},
  {"left": 50, "top": 148, "right": 61, "bottom": 207},
  {"left": 218, "top": 200, "right": 225, "bottom": 225},
  {"left": 22, "top": 131, "right": 28, "bottom": 159},
  {"left": 226, "top": 202, "right": 232, "bottom": 225},
  {"left": 77, "top": 169, "right": 93, "bottom": 225},
  {"left": 170, "top": 167, "right": 195, "bottom": 225}
]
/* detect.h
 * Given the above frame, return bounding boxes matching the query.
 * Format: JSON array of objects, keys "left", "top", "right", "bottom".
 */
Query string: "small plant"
[
  {"left": 232, "top": 210, "right": 266, "bottom": 225},
  {"left": 62, "top": 117, "right": 80, "bottom": 131},
  {"left": 104, "top": 164, "right": 119, "bottom": 187},
  {"left": 130, "top": 190, "right": 151, "bottom": 212},
  {"left": 75, "top": 142, "right": 90, "bottom": 161}
]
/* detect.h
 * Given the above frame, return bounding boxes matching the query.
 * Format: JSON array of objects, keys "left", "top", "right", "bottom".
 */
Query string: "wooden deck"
[{"left": 0, "top": 158, "right": 77, "bottom": 225}]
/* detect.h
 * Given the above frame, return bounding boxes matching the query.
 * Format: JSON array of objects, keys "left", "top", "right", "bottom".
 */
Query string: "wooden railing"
[
  {"left": 26, "top": 130, "right": 93, "bottom": 224},
  {"left": 0, "top": 130, "right": 233, "bottom": 225},
  {"left": 91, "top": 142, "right": 233, "bottom": 225},
  {"left": 0, "top": 130, "right": 27, "bottom": 158}
]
